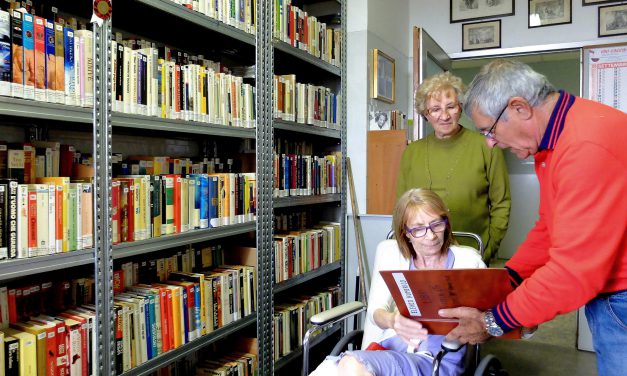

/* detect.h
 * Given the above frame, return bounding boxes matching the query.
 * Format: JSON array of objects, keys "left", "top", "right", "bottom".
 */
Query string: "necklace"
[{"left": 424, "top": 129, "right": 465, "bottom": 199}]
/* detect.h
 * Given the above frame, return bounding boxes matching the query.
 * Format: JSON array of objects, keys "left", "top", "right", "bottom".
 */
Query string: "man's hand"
[{"left": 439, "top": 307, "right": 491, "bottom": 345}]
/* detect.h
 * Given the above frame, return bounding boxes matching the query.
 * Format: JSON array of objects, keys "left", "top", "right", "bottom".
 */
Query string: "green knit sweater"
[{"left": 396, "top": 126, "right": 511, "bottom": 261}]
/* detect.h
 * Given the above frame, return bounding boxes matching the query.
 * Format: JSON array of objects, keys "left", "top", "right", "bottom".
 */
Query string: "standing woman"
[{"left": 396, "top": 72, "right": 510, "bottom": 263}]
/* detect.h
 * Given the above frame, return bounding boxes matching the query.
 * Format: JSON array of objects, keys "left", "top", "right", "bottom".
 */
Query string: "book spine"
[
  {"left": 0, "top": 10, "right": 11, "bottom": 96},
  {"left": 22, "top": 12, "right": 34, "bottom": 99},
  {"left": 33, "top": 16, "right": 45, "bottom": 101},
  {"left": 63, "top": 27, "right": 75, "bottom": 106},
  {"left": 10, "top": 10, "right": 23, "bottom": 98}
]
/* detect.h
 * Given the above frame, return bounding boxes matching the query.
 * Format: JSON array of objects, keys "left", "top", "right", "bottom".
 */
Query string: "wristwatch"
[{"left": 484, "top": 310, "right": 504, "bottom": 337}]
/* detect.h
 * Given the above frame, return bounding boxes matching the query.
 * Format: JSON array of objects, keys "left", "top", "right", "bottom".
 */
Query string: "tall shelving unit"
[{"left": 0, "top": 0, "right": 345, "bottom": 374}]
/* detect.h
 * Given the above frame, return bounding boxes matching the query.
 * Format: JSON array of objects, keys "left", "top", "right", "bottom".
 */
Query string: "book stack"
[
  {"left": 273, "top": 0, "right": 342, "bottom": 67},
  {"left": 111, "top": 37, "right": 256, "bottom": 128},
  {"left": 273, "top": 285, "right": 342, "bottom": 360},
  {"left": 274, "top": 74, "right": 341, "bottom": 129},
  {"left": 0, "top": 277, "right": 98, "bottom": 376},
  {"left": 273, "top": 222, "right": 341, "bottom": 283},
  {"left": 113, "top": 245, "right": 257, "bottom": 372},
  {"left": 0, "top": 5, "right": 94, "bottom": 106},
  {"left": 272, "top": 152, "right": 342, "bottom": 198}
]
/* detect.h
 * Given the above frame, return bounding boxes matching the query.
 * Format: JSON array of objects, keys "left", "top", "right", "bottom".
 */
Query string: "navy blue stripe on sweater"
[{"left": 539, "top": 90, "right": 575, "bottom": 151}]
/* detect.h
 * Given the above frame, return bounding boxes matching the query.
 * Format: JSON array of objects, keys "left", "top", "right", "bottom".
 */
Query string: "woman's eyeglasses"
[{"left": 405, "top": 218, "right": 448, "bottom": 238}]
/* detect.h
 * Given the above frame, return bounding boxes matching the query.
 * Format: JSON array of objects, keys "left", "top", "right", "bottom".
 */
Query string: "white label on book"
[{"left": 392, "top": 272, "right": 421, "bottom": 316}]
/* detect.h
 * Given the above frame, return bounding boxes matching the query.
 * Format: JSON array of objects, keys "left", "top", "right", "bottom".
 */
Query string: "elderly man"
[{"left": 438, "top": 59, "right": 627, "bottom": 376}]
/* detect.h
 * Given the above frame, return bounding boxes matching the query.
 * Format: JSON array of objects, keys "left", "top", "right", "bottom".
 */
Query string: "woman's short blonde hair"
[
  {"left": 393, "top": 188, "right": 454, "bottom": 260},
  {"left": 415, "top": 72, "right": 465, "bottom": 115}
]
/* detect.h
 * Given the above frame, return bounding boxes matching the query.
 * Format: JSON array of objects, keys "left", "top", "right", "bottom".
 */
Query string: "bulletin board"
[{"left": 583, "top": 44, "right": 627, "bottom": 113}]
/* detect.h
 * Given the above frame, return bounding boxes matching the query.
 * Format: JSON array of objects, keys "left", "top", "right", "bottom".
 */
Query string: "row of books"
[
  {"left": 274, "top": 74, "right": 341, "bottom": 129},
  {"left": 273, "top": 0, "right": 342, "bottom": 67},
  {"left": 113, "top": 266, "right": 257, "bottom": 372},
  {"left": 274, "top": 222, "right": 341, "bottom": 284},
  {"left": 0, "top": 141, "right": 86, "bottom": 184},
  {"left": 273, "top": 153, "right": 342, "bottom": 197},
  {"left": 0, "top": 276, "right": 97, "bottom": 376},
  {"left": 1, "top": 306, "right": 97, "bottom": 376},
  {"left": 110, "top": 39, "right": 256, "bottom": 128},
  {"left": 169, "top": 0, "right": 257, "bottom": 35},
  {"left": 111, "top": 172, "right": 256, "bottom": 245},
  {"left": 113, "top": 155, "right": 239, "bottom": 177},
  {"left": 0, "top": 8, "right": 94, "bottom": 106},
  {"left": 273, "top": 285, "right": 342, "bottom": 361},
  {"left": 0, "top": 179, "right": 93, "bottom": 260}
]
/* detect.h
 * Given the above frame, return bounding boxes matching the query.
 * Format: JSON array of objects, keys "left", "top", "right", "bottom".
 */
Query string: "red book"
[
  {"left": 59, "top": 145, "right": 75, "bottom": 177},
  {"left": 32, "top": 315, "right": 69, "bottom": 376},
  {"left": 7, "top": 288, "right": 17, "bottom": 323},
  {"left": 34, "top": 16, "right": 46, "bottom": 98},
  {"left": 27, "top": 189, "right": 37, "bottom": 256},
  {"left": 117, "top": 178, "right": 135, "bottom": 242},
  {"left": 111, "top": 180, "right": 120, "bottom": 244},
  {"left": 58, "top": 312, "right": 88, "bottom": 376}
]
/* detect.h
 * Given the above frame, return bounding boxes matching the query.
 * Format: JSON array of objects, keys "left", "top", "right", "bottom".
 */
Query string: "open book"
[{"left": 380, "top": 268, "right": 521, "bottom": 339}]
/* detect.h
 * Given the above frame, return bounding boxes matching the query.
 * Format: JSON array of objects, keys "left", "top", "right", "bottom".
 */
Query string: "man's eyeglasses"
[
  {"left": 480, "top": 105, "right": 508, "bottom": 139},
  {"left": 405, "top": 218, "right": 448, "bottom": 238},
  {"left": 426, "top": 103, "right": 460, "bottom": 119}
]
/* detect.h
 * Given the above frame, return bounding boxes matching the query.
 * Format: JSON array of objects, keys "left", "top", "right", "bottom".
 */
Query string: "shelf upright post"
[
  {"left": 92, "top": 11, "right": 115, "bottom": 376},
  {"left": 255, "top": 0, "right": 275, "bottom": 373},
  {"left": 340, "top": 0, "right": 348, "bottom": 315}
]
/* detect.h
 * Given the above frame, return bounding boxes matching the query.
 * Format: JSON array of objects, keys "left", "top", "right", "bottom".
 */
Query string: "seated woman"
[{"left": 313, "top": 188, "right": 486, "bottom": 376}]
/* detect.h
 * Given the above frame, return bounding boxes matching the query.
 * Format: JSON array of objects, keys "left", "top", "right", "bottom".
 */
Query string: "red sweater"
[{"left": 493, "top": 92, "right": 627, "bottom": 331}]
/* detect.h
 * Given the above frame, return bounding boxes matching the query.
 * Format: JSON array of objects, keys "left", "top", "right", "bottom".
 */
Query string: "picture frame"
[
  {"left": 583, "top": 0, "right": 623, "bottom": 6},
  {"left": 529, "top": 0, "right": 572, "bottom": 28},
  {"left": 598, "top": 4, "right": 627, "bottom": 37},
  {"left": 372, "top": 49, "right": 395, "bottom": 103},
  {"left": 450, "top": 0, "right": 515, "bottom": 23},
  {"left": 462, "top": 20, "right": 502, "bottom": 51},
  {"left": 369, "top": 110, "right": 391, "bottom": 131}
]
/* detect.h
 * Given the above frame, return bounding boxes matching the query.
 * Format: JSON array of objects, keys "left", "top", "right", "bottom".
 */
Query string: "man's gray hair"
[{"left": 463, "top": 59, "right": 556, "bottom": 119}]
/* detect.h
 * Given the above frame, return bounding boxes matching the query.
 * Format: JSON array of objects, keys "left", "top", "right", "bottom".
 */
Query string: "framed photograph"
[
  {"left": 369, "top": 110, "right": 391, "bottom": 131},
  {"left": 583, "top": 0, "right": 623, "bottom": 6},
  {"left": 599, "top": 4, "right": 627, "bottom": 37},
  {"left": 372, "top": 49, "right": 395, "bottom": 103},
  {"left": 529, "top": 0, "right": 572, "bottom": 28},
  {"left": 450, "top": 0, "right": 515, "bottom": 23},
  {"left": 462, "top": 20, "right": 502, "bottom": 51}
]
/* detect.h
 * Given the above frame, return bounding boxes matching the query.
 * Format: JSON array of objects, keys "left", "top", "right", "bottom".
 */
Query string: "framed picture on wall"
[
  {"left": 598, "top": 4, "right": 627, "bottom": 37},
  {"left": 462, "top": 20, "right": 502, "bottom": 51},
  {"left": 529, "top": 0, "right": 572, "bottom": 28},
  {"left": 450, "top": 0, "right": 515, "bottom": 23},
  {"left": 371, "top": 49, "right": 395, "bottom": 103},
  {"left": 583, "top": 0, "right": 624, "bottom": 6}
]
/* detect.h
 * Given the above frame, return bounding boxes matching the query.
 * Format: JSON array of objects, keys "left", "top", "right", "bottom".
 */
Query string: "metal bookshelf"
[
  {"left": 112, "top": 222, "right": 256, "bottom": 259},
  {"left": 274, "top": 119, "right": 341, "bottom": 139},
  {"left": 273, "top": 40, "right": 341, "bottom": 77},
  {"left": 121, "top": 313, "right": 258, "bottom": 376},
  {"left": 273, "top": 261, "right": 342, "bottom": 294},
  {"left": 273, "top": 325, "right": 342, "bottom": 372},
  {"left": 134, "top": 0, "right": 256, "bottom": 46},
  {"left": 274, "top": 193, "right": 342, "bottom": 208},
  {"left": 112, "top": 112, "right": 256, "bottom": 139},
  {"left": 0, "top": 97, "right": 92, "bottom": 123},
  {"left": 0, "top": 250, "right": 95, "bottom": 282}
]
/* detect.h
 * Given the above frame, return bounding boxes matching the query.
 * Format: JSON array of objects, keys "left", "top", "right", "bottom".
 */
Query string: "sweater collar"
[{"left": 539, "top": 90, "right": 575, "bottom": 151}]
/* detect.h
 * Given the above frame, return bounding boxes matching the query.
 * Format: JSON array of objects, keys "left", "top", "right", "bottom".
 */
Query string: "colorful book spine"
[
  {"left": 63, "top": 27, "right": 75, "bottom": 106},
  {"left": 21, "top": 12, "right": 34, "bottom": 100},
  {"left": 33, "top": 16, "right": 45, "bottom": 101},
  {"left": 10, "top": 10, "right": 23, "bottom": 98},
  {"left": 0, "top": 10, "right": 10, "bottom": 97}
]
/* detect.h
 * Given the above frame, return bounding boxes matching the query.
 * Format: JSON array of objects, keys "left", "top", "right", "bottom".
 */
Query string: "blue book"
[
  {"left": 44, "top": 20, "right": 55, "bottom": 99},
  {"left": 207, "top": 175, "right": 218, "bottom": 227},
  {"left": 21, "top": 12, "right": 34, "bottom": 99},
  {"left": 179, "top": 287, "right": 189, "bottom": 343},
  {"left": 139, "top": 294, "right": 153, "bottom": 360},
  {"left": 147, "top": 294, "right": 158, "bottom": 358},
  {"left": 192, "top": 283, "right": 201, "bottom": 337},
  {"left": 63, "top": 27, "right": 75, "bottom": 105}
]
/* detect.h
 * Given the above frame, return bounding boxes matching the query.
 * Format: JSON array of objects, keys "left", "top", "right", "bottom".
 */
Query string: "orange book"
[{"left": 380, "top": 268, "right": 521, "bottom": 339}]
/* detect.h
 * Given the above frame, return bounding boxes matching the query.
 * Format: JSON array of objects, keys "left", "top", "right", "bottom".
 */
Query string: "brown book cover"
[{"left": 380, "top": 268, "right": 521, "bottom": 339}]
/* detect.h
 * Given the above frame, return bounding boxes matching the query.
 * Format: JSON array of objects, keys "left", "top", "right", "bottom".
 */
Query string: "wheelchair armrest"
[{"left": 310, "top": 301, "right": 366, "bottom": 327}]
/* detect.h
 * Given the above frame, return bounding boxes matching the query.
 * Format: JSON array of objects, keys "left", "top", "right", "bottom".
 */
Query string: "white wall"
[
  {"left": 409, "top": 1, "right": 627, "bottom": 57},
  {"left": 347, "top": 0, "right": 411, "bottom": 212}
]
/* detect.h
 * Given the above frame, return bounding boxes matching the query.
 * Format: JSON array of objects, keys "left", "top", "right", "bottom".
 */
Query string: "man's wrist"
[{"left": 483, "top": 310, "right": 504, "bottom": 337}]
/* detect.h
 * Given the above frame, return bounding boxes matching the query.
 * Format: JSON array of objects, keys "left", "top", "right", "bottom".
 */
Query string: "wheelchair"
[{"left": 302, "top": 231, "right": 508, "bottom": 376}]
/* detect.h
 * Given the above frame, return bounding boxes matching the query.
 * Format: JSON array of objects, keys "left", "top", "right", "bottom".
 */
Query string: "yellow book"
[
  {"left": 3, "top": 327, "right": 37, "bottom": 376},
  {"left": 10, "top": 322, "right": 47, "bottom": 376}
]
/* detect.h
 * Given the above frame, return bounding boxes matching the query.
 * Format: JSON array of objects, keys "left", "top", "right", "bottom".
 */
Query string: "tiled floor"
[{"left": 481, "top": 260, "right": 598, "bottom": 376}]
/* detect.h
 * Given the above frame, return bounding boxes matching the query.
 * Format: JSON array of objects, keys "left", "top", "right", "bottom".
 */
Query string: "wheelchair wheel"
[{"left": 474, "top": 354, "right": 508, "bottom": 376}]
